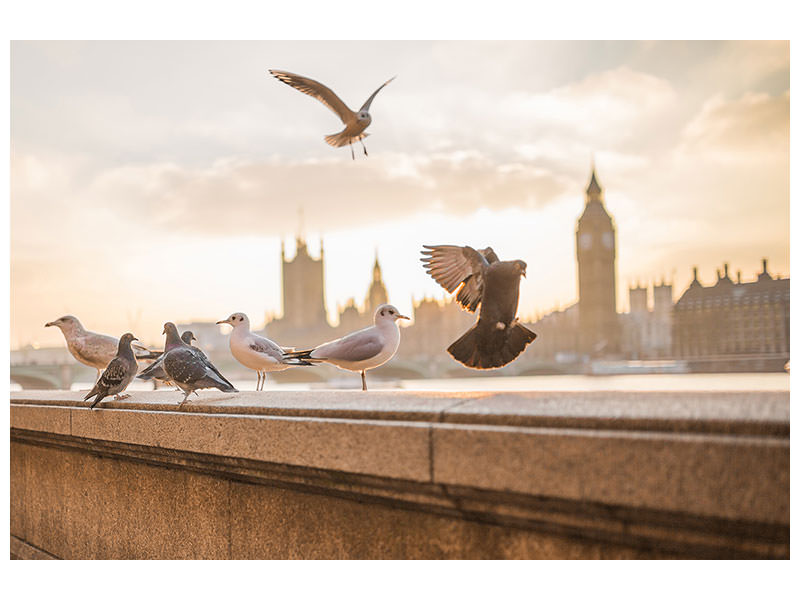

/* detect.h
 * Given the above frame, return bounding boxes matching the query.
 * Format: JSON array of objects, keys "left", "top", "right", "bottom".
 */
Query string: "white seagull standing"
[
  {"left": 216, "top": 312, "right": 310, "bottom": 391},
  {"left": 284, "top": 304, "right": 409, "bottom": 391},
  {"left": 269, "top": 69, "right": 395, "bottom": 160}
]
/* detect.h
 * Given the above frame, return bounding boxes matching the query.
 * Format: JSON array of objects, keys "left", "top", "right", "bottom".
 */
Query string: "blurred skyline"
[{"left": 10, "top": 40, "right": 790, "bottom": 349}]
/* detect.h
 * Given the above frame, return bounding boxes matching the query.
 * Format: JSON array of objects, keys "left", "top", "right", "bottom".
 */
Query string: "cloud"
[
  {"left": 678, "top": 91, "right": 789, "bottom": 162},
  {"left": 66, "top": 152, "right": 568, "bottom": 235}
]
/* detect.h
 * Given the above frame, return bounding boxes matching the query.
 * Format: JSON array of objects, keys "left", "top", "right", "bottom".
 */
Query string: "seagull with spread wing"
[
  {"left": 217, "top": 312, "right": 311, "bottom": 391},
  {"left": 269, "top": 69, "right": 395, "bottom": 160},
  {"left": 420, "top": 245, "right": 537, "bottom": 369}
]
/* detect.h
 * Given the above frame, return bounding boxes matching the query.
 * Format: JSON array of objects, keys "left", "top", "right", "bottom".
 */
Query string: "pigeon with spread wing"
[{"left": 420, "top": 245, "right": 537, "bottom": 369}]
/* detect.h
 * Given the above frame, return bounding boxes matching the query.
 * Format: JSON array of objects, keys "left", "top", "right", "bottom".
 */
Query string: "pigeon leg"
[
  {"left": 350, "top": 143, "right": 355, "bottom": 160},
  {"left": 179, "top": 391, "right": 191, "bottom": 406},
  {"left": 361, "top": 140, "right": 368, "bottom": 156},
  {"left": 361, "top": 370, "right": 367, "bottom": 391}
]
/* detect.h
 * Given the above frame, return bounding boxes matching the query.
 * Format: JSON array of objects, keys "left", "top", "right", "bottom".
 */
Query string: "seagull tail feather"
[
  {"left": 447, "top": 322, "right": 537, "bottom": 370},
  {"left": 324, "top": 131, "right": 368, "bottom": 148}
]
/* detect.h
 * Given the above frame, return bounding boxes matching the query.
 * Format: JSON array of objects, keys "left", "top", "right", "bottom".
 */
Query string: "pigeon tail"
[
  {"left": 84, "top": 383, "right": 108, "bottom": 408},
  {"left": 204, "top": 369, "right": 238, "bottom": 394},
  {"left": 447, "top": 321, "right": 537, "bottom": 370}
]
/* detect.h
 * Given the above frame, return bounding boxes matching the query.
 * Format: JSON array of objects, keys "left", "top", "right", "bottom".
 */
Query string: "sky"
[{"left": 10, "top": 40, "right": 790, "bottom": 349}]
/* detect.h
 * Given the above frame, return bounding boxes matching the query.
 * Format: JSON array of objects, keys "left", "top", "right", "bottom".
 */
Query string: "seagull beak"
[
  {"left": 44, "top": 321, "right": 54, "bottom": 327},
  {"left": 216, "top": 319, "right": 229, "bottom": 325},
  {"left": 398, "top": 314, "right": 410, "bottom": 320}
]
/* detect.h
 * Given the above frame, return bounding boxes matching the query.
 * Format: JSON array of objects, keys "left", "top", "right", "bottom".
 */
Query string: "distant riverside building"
[
  {"left": 620, "top": 282, "right": 673, "bottom": 359},
  {"left": 576, "top": 166, "right": 620, "bottom": 356},
  {"left": 396, "top": 297, "right": 474, "bottom": 365},
  {"left": 672, "top": 260, "right": 790, "bottom": 362}
]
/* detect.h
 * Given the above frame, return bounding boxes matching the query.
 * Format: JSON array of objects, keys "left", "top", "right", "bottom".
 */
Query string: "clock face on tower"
[
  {"left": 579, "top": 233, "right": 592, "bottom": 249},
  {"left": 602, "top": 232, "right": 613, "bottom": 248}
]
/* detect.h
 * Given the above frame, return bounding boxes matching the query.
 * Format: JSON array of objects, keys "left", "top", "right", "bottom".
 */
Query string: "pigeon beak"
[
  {"left": 522, "top": 269, "right": 527, "bottom": 278},
  {"left": 161, "top": 326, "right": 167, "bottom": 335}
]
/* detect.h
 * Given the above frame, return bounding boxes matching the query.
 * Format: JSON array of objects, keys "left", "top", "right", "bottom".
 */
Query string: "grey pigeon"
[
  {"left": 284, "top": 304, "right": 409, "bottom": 391},
  {"left": 138, "top": 330, "right": 202, "bottom": 385},
  {"left": 45, "top": 315, "right": 161, "bottom": 382},
  {"left": 159, "top": 322, "right": 238, "bottom": 404},
  {"left": 84, "top": 333, "right": 139, "bottom": 409},
  {"left": 421, "top": 245, "right": 537, "bottom": 369},
  {"left": 269, "top": 69, "right": 395, "bottom": 160}
]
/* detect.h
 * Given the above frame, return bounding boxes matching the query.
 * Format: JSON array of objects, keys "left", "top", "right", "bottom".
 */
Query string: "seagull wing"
[
  {"left": 358, "top": 76, "right": 395, "bottom": 112},
  {"left": 420, "top": 244, "right": 491, "bottom": 313},
  {"left": 270, "top": 69, "right": 355, "bottom": 124},
  {"left": 315, "top": 328, "right": 384, "bottom": 362},
  {"left": 73, "top": 333, "right": 118, "bottom": 368},
  {"left": 249, "top": 334, "right": 285, "bottom": 363}
]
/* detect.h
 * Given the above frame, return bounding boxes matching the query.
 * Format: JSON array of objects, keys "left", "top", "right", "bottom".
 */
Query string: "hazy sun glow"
[{"left": 10, "top": 41, "right": 789, "bottom": 349}]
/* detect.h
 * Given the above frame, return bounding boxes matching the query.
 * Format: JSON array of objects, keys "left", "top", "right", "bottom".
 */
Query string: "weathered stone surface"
[
  {"left": 11, "top": 442, "right": 229, "bottom": 559},
  {"left": 431, "top": 424, "right": 789, "bottom": 524},
  {"left": 10, "top": 404, "right": 71, "bottom": 435},
  {"left": 69, "top": 409, "right": 431, "bottom": 481},
  {"left": 9, "top": 389, "right": 790, "bottom": 559}
]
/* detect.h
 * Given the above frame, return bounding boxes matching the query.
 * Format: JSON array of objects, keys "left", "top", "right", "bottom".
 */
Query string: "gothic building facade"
[
  {"left": 575, "top": 166, "right": 620, "bottom": 356},
  {"left": 672, "top": 260, "right": 789, "bottom": 364}
]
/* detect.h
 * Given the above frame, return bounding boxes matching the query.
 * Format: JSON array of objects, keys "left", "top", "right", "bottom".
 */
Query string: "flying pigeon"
[
  {"left": 45, "top": 315, "right": 161, "bottom": 383},
  {"left": 284, "top": 304, "right": 409, "bottom": 391},
  {"left": 84, "top": 333, "right": 139, "bottom": 409},
  {"left": 420, "top": 245, "right": 537, "bottom": 369},
  {"left": 217, "top": 312, "right": 311, "bottom": 391},
  {"left": 159, "top": 322, "right": 238, "bottom": 404},
  {"left": 269, "top": 69, "right": 395, "bottom": 160}
]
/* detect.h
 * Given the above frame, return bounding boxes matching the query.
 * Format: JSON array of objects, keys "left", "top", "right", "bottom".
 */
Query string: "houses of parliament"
[{"left": 182, "top": 163, "right": 789, "bottom": 376}]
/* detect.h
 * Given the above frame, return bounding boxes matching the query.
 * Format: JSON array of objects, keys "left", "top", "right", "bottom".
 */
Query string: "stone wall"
[{"left": 10, "top": 389, "right": 789, "bottom": 559}]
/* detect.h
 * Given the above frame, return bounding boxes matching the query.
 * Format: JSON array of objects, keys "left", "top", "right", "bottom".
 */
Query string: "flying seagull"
[
  {"left": 284, "top": 304, "right": 409, "bottom": 391},
  {"left": 269, "top": 69, "right": 395, "bottom": 160},
  {"left": 217, "top": 312, "right": 311, "bottom": 391},
  {"left": 159, "top": 322, "right": 238, "bottom": 404},
  {"left": 45, "top": 315, "right": 161, "bottom": 383},
  {"left": 420, "top": 245, "right": 537, "bottom": 369},
  {"left": 84, "top": 333, "right": 139, "bottom": 409}
]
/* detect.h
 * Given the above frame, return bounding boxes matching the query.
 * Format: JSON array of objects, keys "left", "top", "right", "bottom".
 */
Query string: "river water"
[{"left": 9, "top": 371, "right": 788, "bottom": 393}]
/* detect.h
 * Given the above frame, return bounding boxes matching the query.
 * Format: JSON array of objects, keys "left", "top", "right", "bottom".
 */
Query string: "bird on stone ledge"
[{"left": 84, "top": 333, "right": 139, "bottom": 409}]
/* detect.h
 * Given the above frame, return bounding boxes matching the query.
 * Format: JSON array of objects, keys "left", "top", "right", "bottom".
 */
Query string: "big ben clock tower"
[{"left": 576, "top": 164, "right": 620, "bottom": 356}]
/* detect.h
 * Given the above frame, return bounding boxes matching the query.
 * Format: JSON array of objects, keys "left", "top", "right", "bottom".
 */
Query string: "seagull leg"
[
  {"left": 361, "top": 140, "right": 368, "bottom": 156},
  {"left": 350, "top": 143, "right": 355, "bottom": 161},
  {"left": 361, "top": 370, "right": 367, "bottom": 391},
  {"left": 257, "top": 371, "right": 262, "bottom": 391}
]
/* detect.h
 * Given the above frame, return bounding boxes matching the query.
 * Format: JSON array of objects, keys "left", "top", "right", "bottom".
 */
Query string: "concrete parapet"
[{"left": 10, "top": 389, "right": 789, "bottom": 559}]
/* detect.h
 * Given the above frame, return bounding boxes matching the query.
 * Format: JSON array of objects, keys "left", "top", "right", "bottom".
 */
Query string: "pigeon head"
[
  {"left": 119, "top": 332, "right": 138, "bottom": 344},
  {"left": 181, "top": 331, "right": 197, "bottom": 345},
  {"left": 45, "top": 315, "right": 84, "bottom": 332},
  {"left": 513, "top": 260, "right": 527, "bottom": 278},
  {"left": 375, "top": 304, "right": 410, "bottom": 324},
  {"left": 162, "top": 322, "right": 178, "bottom": 336},
  {"left": 216, "top": 313, "right": 249, "bottom": 330}
]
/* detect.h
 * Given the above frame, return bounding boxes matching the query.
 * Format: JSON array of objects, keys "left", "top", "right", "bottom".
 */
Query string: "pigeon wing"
[
  {"left": 163, "top": 348, "right": 208, "bottom": 384},
  {"left": 358, "top": 76, "right": 395, "bottom": 112},
  {"left": 479, "top": 247, "right": 500, "bottom": 264},
  {"left": 420, "top": 245, "right": 491, "bottom": 313},
  {"left": 270, "top": 70, "right": 355, "bottom": 124},
  {"left": 99, "top": 357, "right": 128, "bottom": 387}
]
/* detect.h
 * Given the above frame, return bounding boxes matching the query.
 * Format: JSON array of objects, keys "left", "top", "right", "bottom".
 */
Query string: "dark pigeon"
[
  {"left": 84, "top": 332, "right": 139, "bottom": 409},
  {"left": 138, "top": 330, "right": 202, "bottom": 385},
  {"left": 420, "top": 244, "right": 537, "bottom": 369},
  {"left": 158, "top": 322, "right": 237, "bottom": 403}
]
